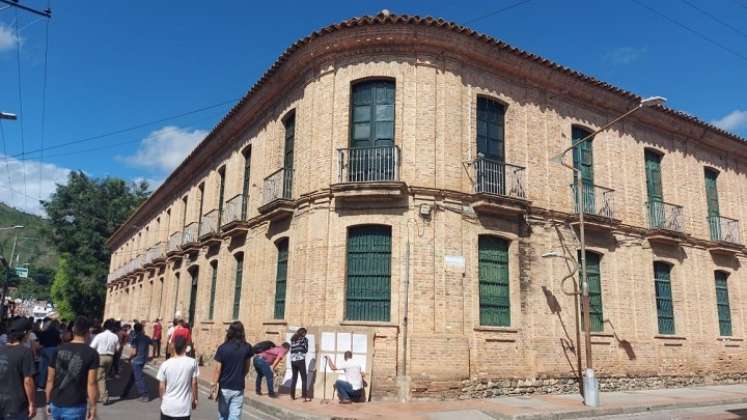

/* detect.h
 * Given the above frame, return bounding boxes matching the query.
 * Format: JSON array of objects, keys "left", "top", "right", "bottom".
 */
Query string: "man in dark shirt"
[
  {"left": 210, "top": 321, "right": 253, "bottom": 420},
  {"left": 120, "top": 322, "right": 152, "bottom": 402},
  {"left": 0, "top": 317, "right": 36, "bottom": 419},
  {"left": 45, "top": 316, "right": 99, "bottom": 420},
  {"left": 37, "top": 318, "right": 62, "bottom": 389}
]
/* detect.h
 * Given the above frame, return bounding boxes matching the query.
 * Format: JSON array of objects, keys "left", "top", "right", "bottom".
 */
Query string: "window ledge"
[
  {"left": 201, "top": 321, "right": 215, "bottom": 325},
  {"left": 473, "top": 326, "right": 519, "bottom": 333},
  {"left": 339, "top": 321, "right": 399, "bottom": 329},
  {"left": 717, "top": 336, "right": 743, "bottom": 342},
  {"left": 222, "top": 320, "right": 240, "bottom": 325},
  {"left": 589, "top": 332, "right": 614, "bottom": 338},
  {"left": 262, "top": 320, "right": 288, "bottom": 326},
  {"left": 654, "top": 334, "right": 686, "bottom": 340}
]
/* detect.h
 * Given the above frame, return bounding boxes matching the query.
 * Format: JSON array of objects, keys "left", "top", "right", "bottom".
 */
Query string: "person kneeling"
[{"left": 324, "top": 352, "right": 365, "bottom": 404}]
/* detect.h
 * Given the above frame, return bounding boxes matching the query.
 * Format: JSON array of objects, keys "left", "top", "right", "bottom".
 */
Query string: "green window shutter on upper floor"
[
  {"left": 654, "top": 262, "right": 674, "bottom": 335},
  {"left": 478, "top": 236, "right": 510, "bottom": 326},
  {"left": 572, "top": 127, "right": 595, "bottom": 214},
  {"left": 705, "top": 168, "right": 721, "bottom": 241},
  {"left": 350, "top": 80, "right": 395, "bottom": 149},
  {"left": 345, "top": 225, "right": 391, "bottom": 322},
  {"left": 476, "top": 97, "right": 505, "bottom": 162}
]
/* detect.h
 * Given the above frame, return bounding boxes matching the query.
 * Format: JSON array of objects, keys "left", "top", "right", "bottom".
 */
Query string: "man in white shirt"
[
  {"left": 89, "top": 319, "right": 120, "bottom": 404},
  {"left": 157, "top": 335, "right": 199, "bottom": 419},
  {"left": 325, "top": 351, "right": 365, "bottom": 404}
]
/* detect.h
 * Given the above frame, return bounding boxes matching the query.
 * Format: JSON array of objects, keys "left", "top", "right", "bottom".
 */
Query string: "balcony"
[
  {"left": 331, "top": 145, "right": 405, "bottom": 200},
  {"left": 181, "top": 222, "right": 200, "bottom": 250},
  {"left": 470, "top": 157, "right": 529, "bottom": 216},
  {"left": 707, "top": 215, "right": 744, "bottom": 255},
  {"left": 646, "top": 201, "right": 687, "bottom": 245},
  {"left": 569, "top": 182, "right": 619, "bottom": 231},
  {"left": 198, "top": 209, "right": 220, "bottom": 242},
  {"left": 221, "top": 193, "right": 250, "bottom": 236},
  {"left": 167, "top": 231, "right": 183, "bottom": 256},
  {"left": 258, "top": 167, "right": 294, "bottom": 220}
]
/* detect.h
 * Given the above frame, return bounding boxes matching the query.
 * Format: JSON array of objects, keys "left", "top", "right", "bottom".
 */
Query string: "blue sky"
[{"left": 0, "top": 0, "right": 745, "bottom": 215}]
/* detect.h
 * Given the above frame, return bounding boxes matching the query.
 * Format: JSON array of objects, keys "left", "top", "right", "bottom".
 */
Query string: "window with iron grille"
[
  {"left": 274, "top": 239, "right": 288, "bottom": 320},
  {"left": 345, "top": 225, "right": 391, "bottom": 322},
  {"left": 654, "top": 262, "right": 674, "bottom": 334},
  {"left": 715, "top": 271, "right": 732, "bottom": 336},
  {"left": 478, "top": 236, "right": 510, "bottom": 326}
]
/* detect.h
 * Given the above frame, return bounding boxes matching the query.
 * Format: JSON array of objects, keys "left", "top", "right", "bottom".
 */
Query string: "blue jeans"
[
  {"left": 122, "top": 361, "right": 147, "bottom": 397},
  {"left": 253, "top": 357, "right": 274, "bottom": 395},
  {"left": 335, "top": 379, "right": 359, "bottom": 402},
  {"left": 39, "top": 346, "right": 57, "bottom": 388},
  {"left": 217, "top": 388, "right": 244, "bottom": 420},
  {"left": 49, "top": 403, "right": 86, "bottom": 420}
]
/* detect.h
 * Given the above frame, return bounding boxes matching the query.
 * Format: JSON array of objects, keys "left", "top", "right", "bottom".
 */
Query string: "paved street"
[{"left": 587, "top": 403, "right": 747, "bottom": 420}]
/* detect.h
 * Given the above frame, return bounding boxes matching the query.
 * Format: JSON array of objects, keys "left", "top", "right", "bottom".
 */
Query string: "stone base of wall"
[{"left": 415, "top": 373, "right": 747, "bottom": 400}]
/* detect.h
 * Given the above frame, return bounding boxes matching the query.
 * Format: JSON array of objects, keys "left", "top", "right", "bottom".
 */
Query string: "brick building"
[{"left": 104, "top": 12, "right": 747, "bottom": 398}]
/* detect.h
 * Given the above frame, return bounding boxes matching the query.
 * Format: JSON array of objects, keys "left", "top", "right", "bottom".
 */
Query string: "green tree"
[{"left": 44, "top": 172, "right": 149, "bottom": 318}]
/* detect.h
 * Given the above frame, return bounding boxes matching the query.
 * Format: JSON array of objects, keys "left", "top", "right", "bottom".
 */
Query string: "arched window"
[
  {"left": 274, "top": 239, "right": 289, "bottom": 320},
  {"left": 350, "top": 79, "right": 395, "bottom": 148},
  {"left": 241, "top": 146, "right": 252, "bottom": 220},
  {"left": 704, "top": 168, "right": 721, "bottom": 241},
  {"left": 715, "top": 271, "right": 732, "bottom": 336},
  {"left": 282, "top": 111, "right": 295, "bottom": 199},
  {"left": 208, "top": 260, "right": 218, "bottom": 320},
  {"left": 232, "top": 253, "right": 244, "bottom": 320},
  {"left": 653, "top": 262, "right": 674, "bottom": 334},
  {"left": 217, "top": 166, "right": 226, "bottom": 225},
  {"left": 476, "top": 96, "right": 505, "bottom": 162},
  {"left": 346, "top": 225, "right": 391, "bottom": 322},
  {"left": 572, "top": 126, "right": 594, "bottom": 214},
  {"left": 187, "top": 266, "right": 199, "bottom": 326},
  {"left": 478, "top": 235, "right": 510, "bottom": 326}
]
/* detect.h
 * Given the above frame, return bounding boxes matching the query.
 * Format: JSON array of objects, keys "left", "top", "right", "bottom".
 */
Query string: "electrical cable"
[
  {"left": 38, "top": 9, "right": 50, "bottom": 202},
  {"left": 13, "top": 9, "right": 28, "bottom": 210},
  {"left": 0, "top": 121, "right": 13, "bottom": 203},
  {"left": 680, "top": 0, "right": 747, "bottom": 39},
  {"left": 463, "top": 0, "right": 534, "bottom": 25}
]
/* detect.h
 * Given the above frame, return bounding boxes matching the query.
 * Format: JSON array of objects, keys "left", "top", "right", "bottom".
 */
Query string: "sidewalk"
[{"left": 149, "top": 358, "right": 747, "bottom": 419}]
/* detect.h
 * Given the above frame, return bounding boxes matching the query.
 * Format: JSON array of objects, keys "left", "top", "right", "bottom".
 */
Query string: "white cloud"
[
  {"left": 711, "top": 110, "right": 747, "bottom": 133},
  {"left": 0, "top": 23, "right": 20, "bottom": 52},
  {"left": 122, "top": 126, "right": 207, "bottom": 173},
  {"left": 603, "top": 47, "right": 646, "bottom": 65},
  {"left": 0, "top": 154, "right": 70, "bottom": 216}
]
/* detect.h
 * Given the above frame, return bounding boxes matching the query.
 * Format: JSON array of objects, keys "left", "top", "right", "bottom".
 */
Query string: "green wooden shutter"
[
  {"left": 654, "top": 262, "right": 674, "bottom": 334},
  {"left": 232, "top": 254, "right": 243, "bottom": 320},
  {"left": 188, "top": 269, "right": 198, "bottom": 326},
  {"left": 217, "top": 169, "right": 226, "bottom": 226},
  {"left": 208, "top": 262, "right": 218, "bottom": 320},
  {"left": 283, "top": 113, "right": 295, "bottom": 199},
  {"left": 478, "top": 236, "right": 510, "bottom": 326},
  {"left": 645, "top": 151, "right": 664, "bottom": 228},
  {"left": 241, "top": 149, "right": 251, "bottom": 220},
  {"left": 350, "top": 81, "right": 395, "bottom": 181},
  {"left": 715, "top": 271, "right": 732, "bottom": 336},
  {"left": 705, "top": 169, "right": 721, "bottom": 240},
  {"left": 476, "top": 97, "right": 506, "bottom": 195},
  {"left": 579, "top": 251, "right": 603, "bottom": 332},
  {"left": 274, "top": 239, "right": 288, "bottom": 320},
  {"left": 173, "top": 272, "right": 180, "bottom": 317},
  {"left": 572, "top": 127, "right": 595, "bottom": 214},
  {"left": 345, "top": 225, "right": 391, "bottom": 322}
]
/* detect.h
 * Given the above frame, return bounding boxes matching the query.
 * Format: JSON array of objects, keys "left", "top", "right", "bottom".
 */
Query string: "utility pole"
[
  {"left": 0, "top": 0, "right": 52, "bottom": 18},
  {"left": 0, "top": 225, "right": 23, "bottom": 320}
]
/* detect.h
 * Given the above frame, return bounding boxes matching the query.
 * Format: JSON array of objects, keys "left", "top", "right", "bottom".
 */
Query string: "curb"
[{"left": 486, "top": 395, "right": 747, "bottom": 420}]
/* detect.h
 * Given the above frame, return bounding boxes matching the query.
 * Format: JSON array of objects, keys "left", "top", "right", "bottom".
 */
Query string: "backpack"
[{"left": 252, "top": 340, "right": 275, "bottom": 354}]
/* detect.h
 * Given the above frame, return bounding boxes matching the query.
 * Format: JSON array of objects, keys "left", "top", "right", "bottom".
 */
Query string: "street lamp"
[{"left": 550, "top": 96, "right": 666, "bottom": 407}]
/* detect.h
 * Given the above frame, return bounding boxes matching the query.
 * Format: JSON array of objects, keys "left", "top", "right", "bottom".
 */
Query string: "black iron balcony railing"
[
  {"left": 262, "top": 167, "right": 293, "bottom": 205},
  {"left": 570, "top": 182, "right": 615, "bottom": 219},
  {"left": 708, "top": 215, "right": 741, "bottom": 244},
  {"left": 647, "top": 201, "right": 684, "bottom": 232},
  {"left": 473, "top": 157, "right": 526, "bottom": 199},
  {"left": 337, "top": 145, "right": 400, "bottom": 183},
  {"left": 199, "top": 209, "right": 219, "bottom": 237}
]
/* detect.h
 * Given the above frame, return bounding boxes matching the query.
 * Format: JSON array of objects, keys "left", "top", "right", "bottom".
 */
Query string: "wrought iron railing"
[
  {"left": 570, "top": 182, "right": 615, "bottom": 219},
  {"left": 337, "top": 145, "right": 400, "bottom": 183},
  {"left": 262, "top": 167, "right": 293, "bottom": 205},
  {"left": 199, "top": 209, "right": 219, "bottom": 237},
  {"left": 182, "top": 222, "right": 199, "bottom": 245},
  {"left": 647, "top": 201, "right": 684, "bottom": 232},
  {"left": 473, "top": 157, "right": 526, "bottom": 199},
  {"left": 708, "top": 215, "right": 741, "bottom": 244},
  {"left": 222, "top": 194, "right": 245, "bottom": 226},
  {"left": 167, "top": 231, "right": 182, "bottom": 253}
]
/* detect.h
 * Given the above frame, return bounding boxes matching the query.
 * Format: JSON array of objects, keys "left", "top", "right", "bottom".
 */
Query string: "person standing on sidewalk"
[
  {"left": 36, "top": 318, "right": 61, "bottom": 390},
  {"left": 89, "top": 319, "right": 119, "bottom": 405},
  {"left": 45, "top": 316, "right": 99, "bottom": 420},
  {"left": 253, "top": 342, "right": 289, "bottom": 398},
  {"left": 157, "top": 336, "right": 199, "bottom": 420},
  {"left": 121, "top": 322, "right": 152, "bottom": 401},
  {"left": 289, "top": 328, "right": 310, "bottom": 402},
  {"left": 0, "top": 317, "right": 37, "bottom": 420},
  {"left": 210, "top": 321, "right": 254, "bottom": 420},
  {"left": 152, "top": 318, "right": 163, "bottom": 358}
]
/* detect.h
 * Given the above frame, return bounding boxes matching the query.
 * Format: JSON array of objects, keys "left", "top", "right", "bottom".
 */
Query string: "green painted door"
[
  {"left": 715, "top": 271, "right": 732, "bottom": 336},
  {"left": 232, "top": 254, "right": 243, "bottom": 320},
  {"left": 579, "top": 251, "right": 603, "bottom": 332},
  {"left": 476, "top": 97, "right": 506, "bottom": 194},
  {"left": 645, "top": 151, "right": 664, "bottom": 228},
  {"left": 654, "top": 262, "right": 674, "bottom": 334},
  {"left": 283, "top": 113, "right": 295, "bottom": 199},
  {"left": 188, "top": 269, "right": 198, "bottom": 326},
  {"left": 478, "top": 236, "right": 510, "bottom": 326},
  {"left": 572, "top": 127, "right": 595, "bottom": 214},
  {"left": 208, "top": 262, "right": 218, "bottom": 320},
  {"left": 345, "top": 225, "right": 391, "bottom": 322},
  {"left": 350, "top": 80, "right": 395, "bottom": 181},
  {"left": 241, "top": 149, "right": 251, "bottom": 220},
  {"left": 274, "top": 239, "right": 288, "bottom": 320},
  {"left": 705, "top": 169, "right": 721, "bottom": 240}
]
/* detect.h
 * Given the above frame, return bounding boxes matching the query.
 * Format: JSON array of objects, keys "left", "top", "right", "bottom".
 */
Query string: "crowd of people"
[{"left": 0, "top": 314, "right": 366, "bottom": 420}]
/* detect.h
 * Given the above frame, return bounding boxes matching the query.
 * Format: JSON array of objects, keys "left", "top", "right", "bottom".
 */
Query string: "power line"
[
  {"left": 0, "top": 121, "right": 13, "bottom": 203},
  {"left": 12, "top": 98, "right": 239, "bottom": 158},
  {"left": 463, "top": 0, "right": 534, "bottom": 25},
  {"left": 13, "top": 9, "right": 28, "bottom": 211},
  {"left": 680, "top": 0, "right": 747, "bottom": 39},
  {"left": 38, "top": 11, "right": 50, "bottom": 202},
  {"left": 631, "top": 0, "right": 747, "bottom": 62}
]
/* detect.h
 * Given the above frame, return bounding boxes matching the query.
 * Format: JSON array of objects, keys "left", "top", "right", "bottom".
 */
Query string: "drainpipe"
[{"left": 398, "top": 229, "right": 412, "bottom": 402}]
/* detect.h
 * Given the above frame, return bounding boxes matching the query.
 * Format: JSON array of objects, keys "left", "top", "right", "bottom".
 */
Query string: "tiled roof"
[{"left": 108, "top": 11, "right": 745, "bottom": 248}]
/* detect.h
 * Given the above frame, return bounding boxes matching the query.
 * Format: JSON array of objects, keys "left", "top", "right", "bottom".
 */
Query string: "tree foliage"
[{"left": 44, "top": 172, "right": 149, "bottom": 319}]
